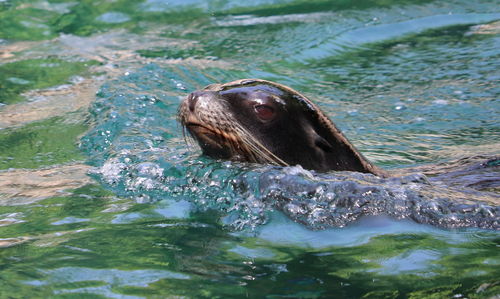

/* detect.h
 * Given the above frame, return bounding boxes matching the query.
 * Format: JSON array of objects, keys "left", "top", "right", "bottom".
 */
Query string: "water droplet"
[
  {"left": 432, "top": 99, "right": 448, "bottom": 105},
  {"left": 394, "top": 102, "right": 406, "bottom": 110}
]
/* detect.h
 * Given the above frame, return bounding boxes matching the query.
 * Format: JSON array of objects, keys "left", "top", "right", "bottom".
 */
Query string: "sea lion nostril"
[{"left": 188, "top": 92, "right": 199, "bottom": 112}]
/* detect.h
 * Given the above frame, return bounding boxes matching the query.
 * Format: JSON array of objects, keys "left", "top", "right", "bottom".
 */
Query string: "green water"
[{"left": 1, "top": 0, "right": 499, "bottom": 298}]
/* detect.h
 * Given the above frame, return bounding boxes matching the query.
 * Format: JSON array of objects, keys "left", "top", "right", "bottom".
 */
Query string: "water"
[{"left": 1, "top": 0, "right": 499, "bottom": 298}]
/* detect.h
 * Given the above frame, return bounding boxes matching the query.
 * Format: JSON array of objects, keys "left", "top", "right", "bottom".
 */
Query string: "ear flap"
[
  {"left": 303, "top": 121, "right": 333, "bottom": 153},
  {"left": 314, "top": 132, "right": 334, "bottom": 152},
  {"left": 304, "top": 108, "right": 386, "bottom": 176}
]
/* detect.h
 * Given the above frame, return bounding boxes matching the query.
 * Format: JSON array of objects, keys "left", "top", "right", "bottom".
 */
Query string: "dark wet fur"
[
  {"left": 405, "top": 155, "right": 500, "bottom": 193},
  {"left": 178, "top": 79, "right": 386, "bottom": 176}
]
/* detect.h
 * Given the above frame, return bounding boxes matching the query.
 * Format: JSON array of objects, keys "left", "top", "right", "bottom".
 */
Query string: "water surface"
[{"left": 0, "top": 0, "right": 499, "bottom": 298}]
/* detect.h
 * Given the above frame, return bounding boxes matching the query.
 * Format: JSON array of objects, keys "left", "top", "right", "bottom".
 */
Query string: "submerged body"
[{"left": 178, "top": 79, "right": 386, "bottom": 176}]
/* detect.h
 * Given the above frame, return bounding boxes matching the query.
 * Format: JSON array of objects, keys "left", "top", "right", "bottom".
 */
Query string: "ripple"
[
  {"left": 24, "top": 267, "right": 190, "bottom": 298},
  {"left": 96, "top": 12, "right": 131, "bottom": 24},
  {"left": 293, "top": 13, "right": 500, "bottom": 62}
]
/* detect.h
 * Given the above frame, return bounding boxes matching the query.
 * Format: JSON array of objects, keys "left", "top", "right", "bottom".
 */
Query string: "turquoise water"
[{"left": 1, "top": 0, "right": 499, "bottom": 298}]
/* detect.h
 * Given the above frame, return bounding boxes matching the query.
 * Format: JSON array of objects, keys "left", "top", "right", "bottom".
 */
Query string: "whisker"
[{"left": 178, "top": 98, "right": 288, "bottom": 167}]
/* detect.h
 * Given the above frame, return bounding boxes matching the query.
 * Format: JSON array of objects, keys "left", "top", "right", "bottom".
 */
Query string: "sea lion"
[{"left": 178, "top": 79, "right": 386, "bottom": 177}]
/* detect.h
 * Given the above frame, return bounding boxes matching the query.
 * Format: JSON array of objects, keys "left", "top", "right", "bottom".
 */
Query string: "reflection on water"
[
  {"left": 0, "top": 0, "right": 499, "bottom": 298},
  {"left": 25, "top": 267, "right": 190, "bottom": 298},
  {"left": 0, "top": 163, "right": 91, "bottom": 205}
]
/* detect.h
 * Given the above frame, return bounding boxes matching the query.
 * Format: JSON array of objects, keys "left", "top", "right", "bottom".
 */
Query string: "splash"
[{"left": 80, "top": 64, "right": 499, "bottom": 230}]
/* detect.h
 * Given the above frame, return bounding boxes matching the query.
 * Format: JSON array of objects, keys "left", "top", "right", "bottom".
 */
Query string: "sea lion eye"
[{"left": 254, "top": 104, "right": 275, "bottom": 121}]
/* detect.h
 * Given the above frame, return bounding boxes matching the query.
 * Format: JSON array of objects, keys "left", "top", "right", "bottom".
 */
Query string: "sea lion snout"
[
  {"left": 186, "top": 92, "right": 198, "bottom": 112},
  {"left": 186, "top": 90, "right": 218, "bottom": 113}
]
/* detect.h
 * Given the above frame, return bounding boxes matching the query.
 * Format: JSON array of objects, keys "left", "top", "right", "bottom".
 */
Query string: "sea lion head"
[{"left": 178, "top": 79, "right": 384, "bottom": 176}]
